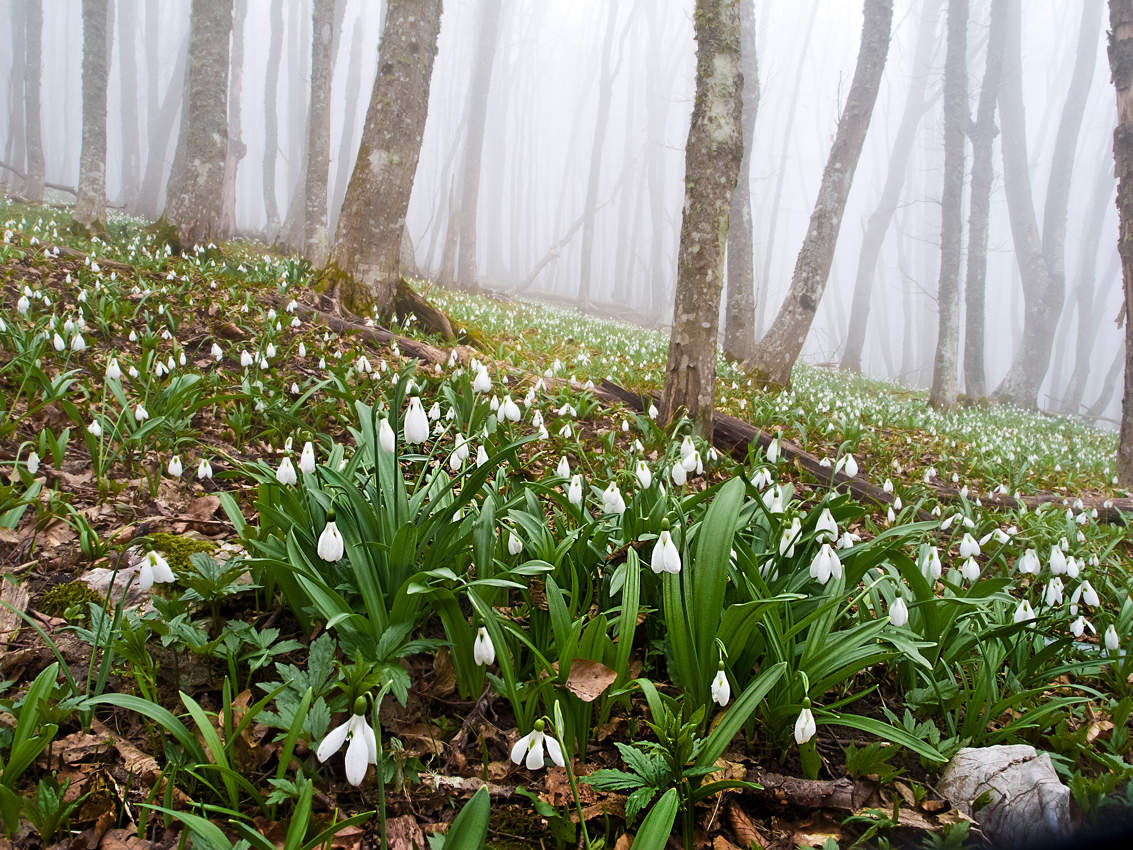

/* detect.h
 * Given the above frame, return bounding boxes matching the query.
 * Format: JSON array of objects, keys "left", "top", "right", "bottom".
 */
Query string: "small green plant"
[{"left": 23, "top": 773, "right": 87, "bottom": 844}]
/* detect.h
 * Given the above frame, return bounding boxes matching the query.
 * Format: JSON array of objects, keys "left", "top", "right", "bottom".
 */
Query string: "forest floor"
[{"left": 1, "top": 200, "right": 1131, "bottom": 850}]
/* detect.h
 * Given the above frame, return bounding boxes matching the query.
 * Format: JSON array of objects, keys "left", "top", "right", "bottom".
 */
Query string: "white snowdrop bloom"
[
  {"left": 1048, "top": 546, "right": 1067, "bottom": 576},
  {"left": 275, "top": 457, "right": 298, "bottom": 485},
  {"left": 444, "top": 405, "right": 456, "bottom": 421},
  {"left": 317, "top": 711, "right": 378, "bottom": 787},
  {"left": 762, "top": 484, "right": 785, "bottom": 515},
  {"left": 650, "top": 530, "right": 681, "bottom": 574},
  {"left": 524, "top": 387, "right": 536, "bottom": 406},
  {"left": 567, "top": 474, "right": 584, "bottom": 507},
  {"left": 69, "top": 333, "right": 86, "bottom": 352},
  {"left": 508, "top": 531, "right": 523, "bottom": 556},
  {"left": 356, "top": 354, "right": 372, "bottom": 374},
  {"left": 404, "top": 397, "right": 429, "bottom": 444},
  {"left": 808, "top": 543, "right": 842, "bottom": 585},
  {"left": 1071, "top": 580, "right": 1100, "bottom": 612},
  {"left": 299, "top": 441, "right": 316, "bottom": 474},
  {"left": 87, "top": 419, "right": 102, "bottom": 438},
  {"left": 537, "top": 424, "right": 549, "bottom": 440},
  {"left": 167, "top": 455, "right": 183, "bottom": 478},
  {"left": 958, "top": 533, "right": 980, "bottom": 559},
  {"left": 794, "top": 707, "right": 817, "bottom": 745},
  {"left": 290, "top": 381, "right": 300, "bottom": 395},
  {"left": 378, "top": 418, "right": 395, "bottom": 453},
  {"left": 710, "top": 668, "right": 731, "bottom": 707},
  {"left": 240, "top": 350, "right": 254, "bottom": 368},
  {"left": 666, "top": 460, "right": 685, "bottom": 487},
  {"left": 1044, "top": 577, "right": 1064, "bottom": 607},
  {"left": 489, "top": 395, "right": 500, "bottom": 413},
  {"left": 317, "top": 515, "right": 344, "bottom": 562},
  {"left": 1105, "top": 624, "right": 1120, "bottom": 654},
  {"left": 26, "top": 451, "right": 40, "bottom": 474},
  {"left": 920, "top": 547, "right": 942, "bottom": 582},
  {"left": 882, "top": 478, "right": 894, "bottom": 494},
  {"left": 602, "top": 482, "right": 626, "bottom": 515},
  {"left": 647, "top": 403, "right": 658, "bottom": 420},
  {"left": 475, "top": 445, "right": 489, "bottom": 467},
  {"left": 474, "top": 627, "right": 496, "bottom": 666},
  {"left": 814, "top": 508, "right": 838, "bottom": 543},
  {"left": 500, "top": 395, "right": 521, "bottom": 422},
  {"left": 16, "top": 294, "right": 29, "bottom": 314},
  {"left": 836, "top": 530, "right": 860, "bottom": 550},
  {"left": 621, "top": 419, "right": 630, "bottom": 433},
  {"left": 889, "top": 596, "right": 909, "bottom": 628},
  {"left": 635, "top": 460, "right": 652, "bottom": 490},
  {"left": 427, "top": 401, "right": 441, "bottom": 421},
  {"left": 178, "top": 351, "right": 186, "bottom": 366},
  {"left": 134, "top": 403, "right": 149, "bottom": 421},
  {"left": 1014, "top": 600, "right": 1036, "bottom": 624},
  {"left": 818, "top": 457, "right": 832, "bottom": 468},
  {"left": 297, "top": 341, "right": 306, "bottom": 358},
  {"left": 766, "top": 436, "right": 780, "bottom": 463},
  {"left": 1064, "top": 556, "right": 1080, "bottom": 579},
  {"left": 138, "top": 550, "right": 176, "bottom": 591},
  {"left": 284, "top": 437, "right": 294, "bottom": 452},
  {"left": 841, "top": 454, "right": 859, "bottom": 478},
  {"left": 258, "top": 356, "right": 269, "bottom": 370},
  {"left": 473, "top": 367, "right": 492, "bottom": 393},
  {"left": 1070, "top": 616, "right": 1095, "bottom": 638},
  {"left": 1017, "top": 548, "right": 1041, "bottom": 575},
  {"left": 197, "top": 458, "right": 213, "bottom": 480},
  {"left": 1059, "top": 536, "right": 1070, "bottom": 552},
  {"left": 265, "top": 342, "right": 276, "bottom": 360},
  {"left": 319, "top": 357, "right": 326, "bottom": 369},
  {"left": 510, "top": 722, "right": 565, "bottom": 771},
  {"left": 52, "top": 332, "right": 65, "bottom": 352},
  {"left": 980, "top": 528, "right": 1010, "bottom": 546},
  {"left": 556, "top": 456, "right": 571, "bottom": 478},
  {"left": 751, "top": 467, "right": 772, "bottom": 489},
  {"left": 558, "top": 423, "right": 573, "bottom": 439}
]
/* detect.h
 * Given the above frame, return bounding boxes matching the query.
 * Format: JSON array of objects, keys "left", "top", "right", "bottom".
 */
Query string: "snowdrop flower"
[
  {"left": 298, "top": 441, "right": 316, "bottom": 475},
  {"left": 449, "top": 434, "right": 470, "bottom": 470},
  {"left": 766, "top": 436, "right": 780, "bottom": 463},
  {"left": 889, "top": 596, "right": 909, "bottom": 628},
  {"left": 51, "top": 332, "right": 65, "bottom": 352},
  {"left": 710, "top": 666, "right": 731, "bottom": 707},
  {"left": 1070, "top": 580, "right": 1100, "bottom": 614},
  {"left": 167, "top": 455, "right": 182, "bottom": 478},
  {"left": 681, "top": 448, "right": 699, "bottom": 473},
  {"left": 475, "top": 445, "right": 489, "bottom": 467},
  {"left": 317, "top": 703, "right": 378, "bottom": 786},
  {"left": 779, "top": 517, "right": 802, "bottom": 558},
  {"left": 500, "top": 395, "right": 521, "bottom": 422},
  {"left": 808, "top": 544, "right": 842, "bottom": 585},
  {"left": 567, "top": 474, "right": 583, "bottom": 507},
  {"left": 510, "top": 720, "right": 564, "bottom": 771},
  {"left": 1014, "top": 600, "right": 1036, "bottom": 624},
  {"left": 508, "top": 531, "right": 523, "bottom": 556},
  {"left": 762, "top": 484, "right": 785, "bottom": 515},
  {"left": 276, "top": 456, "right": 297, "bottom": 486},
  {"left": 197, "top": 458, "right": 213, "bottom": 480},
  {"left": 137, "top": 550, "right": 176, "bottom": 590},
  {"left": 404, "top": 397, "right": 429, "bottom": 444},
  {"left": 671, "top": 462, "right": 687, "bottom": 487},
  {"left": 1017, "top": 548, "right": 1041, "bottom": 575},
  {"left": 378, "top": 418, "right": 395, "bottom": 453},
  {"left": 751, "top": 467, "right": 772, "bottom": 489},
  {"left": 958, "top": 533, "right": 980, "bottom": 559},
  {"left": 836, "top": 530, "right": 860, "bottom": 550},
  {"left": 1044, "top": 577, "right": 1064, "bottom": 607},
  {"left": 647, "top": 403, "right": 658, "bottom": 420},
  {"left": 558, "top": 423, "right": 573, "bottom": 439},
  {"left": 1049, "top": 546, "right": 1067, "bottom": 576},
  {"left": 428, "top": 401, "right": 441, "bottom": 421},
  {"left": 474, "top": 627, "right": 496, "bottom": 666},
  {"left": 650, "top": 529, "right": 681, "bottom": 574},
  {"left": 240, "top": 350, "right": 254, "bottom": 368},
  {"left": 106, "top": 357, "right": 122, "bottom": 381},
  {"left": 87, "top": 419, "right": 101, "bottom": 438},
  {"left": 920, "top": 547, "right": 942, "bottom": 582},
  {"left": 961, "top": 557, "right": 981, "bottom": 583},
  {"left": 297, "top": 341, "right": 306, "bottom": 358},
  {"left": 26, "top": 451, "right": 40, "bottom": 474},
  {"left": 794, "top": 705, "right": 817, "bottom": 745},
  {"left": 602, "top": 482, "right": 626, "bottom": 515},
  {"left": 472, "top": 367, "right": 492, "bottom": 393},
  {"left": 814, "top": 508, "right": 838, "bottom": 543},
  {"left": 635, "top": 460, "right": 652, "bottom": 489},
  {"left": 317, "top": 511, "right": 345, "bottom": 561},
  {"left": 134, "top": 403, "right": 149, "bottom": 421},
  {"left": 555, "top": 456, "right": 571, "bottom": 478},
  {"left": 839, "top": 454, "right": 859, "bottom": 478},
  {"left": 16, "top": 294, "right": 29, "bottom": 314},
  {"left": 1105, "top": 624, "right": 1121, "bottom": 654},
  {"left": 1064, "top": 556, "right": 1080, "bottom": 579},
  {"left": 882, "top": 478, "right": 894, "bottom": 494},
  {"left": 265, "top": 342, "right": 276, "bottom": 360}
]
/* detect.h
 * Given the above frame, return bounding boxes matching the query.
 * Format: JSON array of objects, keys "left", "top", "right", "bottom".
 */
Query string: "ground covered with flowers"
[{"left": 1, "top": 198, "right": 1132, "bottom": 849}]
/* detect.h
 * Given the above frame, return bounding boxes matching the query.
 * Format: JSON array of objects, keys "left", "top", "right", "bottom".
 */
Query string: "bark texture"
[
  {"left": 658, "top": 0, "right": 743, "bottom": 434},
  {"left": 75, "top": 0, "right": 110, "bottom": 226},
  {"left": 748, "top": 0, "right": 893, "bottom": 389},
  {"left": 1108, "top": 0, "right": 1133, "bottom": 485},
  {"left": 24, "top": 0, "right": 44, "bottom": 202},
  {"left": 262, "top": 0, "right": 284, "bottom": 237},
  {"left": 928, "top": 0, "right": 968, "bottom": 408},
  {"left": 841, "top": 0, "right": 942, "bottom": 373},
  {"left": 164, "top": 0, "right": 233, "bottom": 248},
  {"left": 116, "top": 0, "right": 141, "bottom": 204},
  {"left": 219, "top": 0, "right": 248, "bottom": 237},
  {"left": 3, "top": 2, "right": 26, "bottom": 194},
  {"left": 722, "top": 0, "right": 759, "bottom": 365},
  {"left": 323, "top": 0, "right": 443, "bottom": 317},
  {"left": 303, "top": 0, "right": 337, "bottom": 266}
]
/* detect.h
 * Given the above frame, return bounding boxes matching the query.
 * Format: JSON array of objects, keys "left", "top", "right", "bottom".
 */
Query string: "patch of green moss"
[
  {"left": 149, "top": 533, "right": 217, "bottom": 574},
  {"left": 39, "top": 580, "right": 104, "bottom": 622}
]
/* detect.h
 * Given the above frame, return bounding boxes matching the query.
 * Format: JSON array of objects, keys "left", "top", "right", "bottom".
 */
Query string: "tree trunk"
[
  {"left": 995, "top": 0, "right": 1101, "bottom": 407},
  {"left": 3, "top": 2, "right": 27, "bottom": 194},
  {"left": 24, "top": 0, "right": 44, "bottom": 202},
  {"left": 261, "top": 0, "right": 283, "bottom": 238},
  {"left": 748, "top": 0, "right": 893, "bottom": 389},
  {"left": 928, "top": 0, "right": 968, "bottom": 408},
  {"left": 322, "top": 0, "right": 443, "bottom": 318},
  {"left": 137, "top": 19, "right": 188, "bottom": 219},
  {"left": 277, "top": 0, "right": 312, "bottom": 252},
  {"left": 116, "top": 0, "right": 141, "bottom": 204},
  {"left": 219, "top": 0, "right": 248, "bottom": 237},
  {"left": 841, "top": 0, "right": 941, "bottom": 373},
  {"left": 330, "top": 8, "right": 366, "bottom": 235},
  {"left": 75, "top": 0, "right": 110, "bottom": 226},
  {"left": 1107, "top": 0, "right": 1133, "bottom": 485},
  {"left": 164, "top": 0, "right": 233, "bottom": 249},
  {"left": 303, "top": 0, "right": 337, "bottom": 266},
  {"left": 722, "top": 0, "right": 759, "bottom": 365},
  {"left": 658, "top": 0, "right": 743, "bottom": 435}
]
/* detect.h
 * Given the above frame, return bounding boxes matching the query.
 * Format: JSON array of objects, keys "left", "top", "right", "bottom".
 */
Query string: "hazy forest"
[{"left": 2, "top": 0, "right": 1133, "bottom": 847}]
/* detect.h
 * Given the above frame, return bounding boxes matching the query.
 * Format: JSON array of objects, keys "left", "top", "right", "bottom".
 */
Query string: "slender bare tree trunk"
[
  {"left": 164, "top": 0, "right": 233, "bottom": 248},
  {"left": 1085, "top": 340, "right": 1124, "bottom": 420},
  {"left": 219, "top": 0, "right": 247, "bottom": 237},
  {"left": 928, "top": 0, "right": 968, "bottom": 408},
  {"left": 330, "top": 9, "right": 366, "bottom": 235},
  {"left": 3, "top": 2, "right": 27, "bottom": 194},
  {"left": 996, "top": 0, "right": 1102, "bottom": 407},
  {"left": 75, "top": 0, "right": 110, "bottom": 226},
  {"left": 1107, "top": 0, "right": 1133, "bottom": 484},
  {"left": 322, "top": 0, "right": 443, "bottom": 317},
  {"left": 138, "top": 27, "right": 188, "bottom": 219},
  {"left": 24, "top": 0, "right": 45, "bottom": 202},
  {"left": 842, "top": 0, "right": 941, "bottom": 373},
  {"left": 722, "top": 0, "right": 759, "bottom": 365},
  {"left": 658, "top": 0, "right": 743, "bottom": 434},
  {"left": 116, "top": 0, "right": 141, "bottom": 204},
  {"left": 304, "top": 0, "right": 336, "bottom": 266},
  {"left": 278, "top": 1, "right": 312, "bottom": 251},
  {"left": 260, "top": 0, "right": 283, "bottom": 238},
  {"left": 748, "top": 0, "right": 893, "bottom": 389}
]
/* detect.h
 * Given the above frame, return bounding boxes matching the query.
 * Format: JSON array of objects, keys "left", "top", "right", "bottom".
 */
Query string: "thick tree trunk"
[
  {"left": 963, "top": 0, "right": 1007, "bottom": 398},
  {"left": 303, "top": 0, "right": 337, "bottom": 266},
  {"left": 841, "top": 0, "right": 942, "bottom": 373},
  {"left": 219, "top": 0, "right": 248, "bottom": 237},
  {"left": 722, "top": 0, "right": 759, "bottom": 365},
  {"left": 277, "top": 1, "right": 312, "bottom": 252},
  {"left": 261, "top": 0, "right": 283, "bottom": 238},
  {"left": 330, "top": 9, "right": 366, "bottom": 235},
  {"left": 1107, "top": 0, "right": 1133, "bottom": 485},
  {"left": 164, "top": 0, "right": 233, "bottom": 248},
  {"left": 323, "top": 0, "right": 442, "bottom": 318},
  {"left": 748, "top": 0, "right": 893, "bottom": 389},
  {"left": 995, "top": 0, "right": 1101, "bottom": 407},
  {"left": 658, "top": 0, "right": 743, "bottom": 435},
  {"left": 75, "top": 0, "right": 110, "bottom": 226},
  {"left": 928, "top": 0, "right": 968, "bottom": 409},
  {"left": 24, "top": 0, "right": 44, "bottom": 202}
]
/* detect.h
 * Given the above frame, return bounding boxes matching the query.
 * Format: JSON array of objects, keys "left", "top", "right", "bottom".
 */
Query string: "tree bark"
[
  {"left": 164, "top": 0, "right": 233, "bottom": 248},
  {"left": 219, "top": 0, "right": 248, "bottom": 237},
  {"left": 658, "top": 0, "right": 743, "bottom": 435},
  {"left": 261, "top": 0, "right": 283, "bottom": 238},
  {"left": 137, "top": 18, "right": 188, "bottom": 219},
  {"left": 330, "top": 7, "right": 366, "bottom": 235},
  {"left": 3, "top": 2, "right": 27, "bottom": 195},
  {"left": 748, "top": 0, "right": 893, "bottom": 389},
  {"left": 115, "top": 0, "right": 142, "bottom": 206},
  {"left": 277, "top": 0, "right": 312, "bottom": 252},
  {"left": 1107, "top": 0, "right": 1133, "bottom": 485},
  {"left": 722, "top": 0, "right": 759, "bottom": 365},
  {"left": 75, "top": 0, "right": 110, "bottom": 227},
  {"left": 994, "top": 0, "right": 1101, "bottom": 408},
  {"left": 303, "top": 0, "right": 337, "bottom": 267},
  {"left": 24, "top": 0, "right": 44, "bottom": 202},
  {"left": 928, "top": 0, "right": 968, "bottom": 409},
  {"left": 322, "top": 0, "right": 443, "bottom": 318}
]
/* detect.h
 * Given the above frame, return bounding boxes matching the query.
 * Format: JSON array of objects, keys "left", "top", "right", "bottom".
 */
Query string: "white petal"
[
  {"left": 544, "top": 734, "right": 565, "bottom": 768},
  {"left": 510, "top": 731, "right": 534, "bottom": 765},
  {"left": 316, "top": 720, "right": 351, "bottom": 763},
  {"left": 344, "top": 725, "right": 370, "bottom": 785}
]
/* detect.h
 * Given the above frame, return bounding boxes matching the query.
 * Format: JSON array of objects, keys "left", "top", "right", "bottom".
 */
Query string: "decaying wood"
[{"left": 420, "top": 773, "right": 516, "bottom": 799}]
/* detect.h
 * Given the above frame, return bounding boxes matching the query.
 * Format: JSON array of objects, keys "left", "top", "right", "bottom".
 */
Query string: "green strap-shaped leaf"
[{"left": 631, "top": 787, "right": 679, "bottom": 849}]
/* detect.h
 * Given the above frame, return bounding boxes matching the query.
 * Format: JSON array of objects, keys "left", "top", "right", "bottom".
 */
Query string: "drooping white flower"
[
  {"left": 766, "top": 436, "right": 780, "bottom": 463},
  {"left": 106, "top": 357, "right": 122, "bottom": 381},
  {"left": 276, "top": 456, "right": 298, "bottom": 485},
  {"left": 134, "top": 403, "right": 149, "bottom": 421},
  {"left": 647, "top": 403, "right": 658, "bottom": 420},
  {"left": 1017, "top": 548, "right": 1041, "bottom": 575},
  {"left": 1049, "top": 545, "right": 1067, "bottom": 576},
  {"left": 1070, "top": 580, "right": 1100, "bottom": 613},
  {"left": 138, "top": 550, "right": 175, "bottom": 591},
  {"left": 780, "top": 517, "right": 802, "bottom": 558},
  {"left": 472, "top": 367, "right": 492, "bottom": 393},
  {"left": 16, "top": 294, "right": 29, "bottom": 314},
  {"left": 959, "top": 533, "right": 980, "bottom": 559},
  {"left": 53, "top": 332, "right": 65, "bottom": 352},
  {"left": 602, "top": 482, "right": 626, "bottom": 515},
  {"left": 404, "top": 397, "right": 429, "bottom": 444},
  {"left": 671, "top": 463, "right": 687, "bottom": 487},
  {"left": 567, "top": 474, "right": 583, "bottom": 507},
  {"left": 1013, "top": 600, "right": 1036, "bottom": 624},
  {"left": 710, "top": 668, "right": 731, "bottom": 707},
  {"left": 889, "top": 596, "right": 909, "bottom": 627},
  {"left": 814, "top": 508, "right": 838, "bottom": 543},
  {"left": 794, "top": 707, "right": 817, "bottom": 744},
  {"left": 167, "top": 455, "right": 183, "bottom": 478},
  {"left": 961, "top": 557, "right": 981, "bottom": 583},
  {"left": 555, "top": 456, "right": 571, "bottom": 478},
  {"left": 808, "top": 544, "right": 842, "bottom": 585},
  {"left": 635, "top": 460, "right": 652, "bottom": 490},
  {"left": 378, "top": 418, "right": 396, "bottom": 453},
  {"left": 508, "top": 531, "right": 523, "bottom": 556},
  {"left": 299, "top": 441, "right": 316, "bottom": 474},
  {"left": 474, "top": 627, "right": 496, "bottom": 666},
  {"left": 317, "top": 710, "right": 378, "bottom": 787},
  {"left": 318, "top": 515, "right": 345, "bottom": 562},
  {"left": 1105, "top": 624, "right": 1120, "bottom": 654},
  {"left": 87, "top": 419, "right": 102, "bottom": 438},
  {"left": 197, "top": 458, "right": 213, "bottom": 480},
  {"left": 1070, "top": 615, "right": 1095, "bottom": 638},
  {"left": 1044, "top": 577, "right": 1064, "bottom": 607},
  {"left": 920, "top": 546, "right": 942, "bottom": 582},
  {"left": 650, "top": 530, "right": 681, "bottom": 574},
  {"left": 510, "top": 721, "right": 565, "bottom": 771},
  {"left": 499, "top": 395, "right": 521, "bottom": 422},
  {"left": 26, "top": 451, "right": 40, "bottom": 474}
]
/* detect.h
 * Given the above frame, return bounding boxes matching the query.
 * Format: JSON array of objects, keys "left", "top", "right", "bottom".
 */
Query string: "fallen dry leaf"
[
  {"left": 564, "top": 658, "right": 618, "bottom": 703},
  {"left": 185, "top": 494, "right": 220, "bottom": 521},
  {"left": 0, "top": 578, "right": 29, "bottom": 648},
  {"left": 55, "top": 728, "right": 113, "bottom": 764},
  {"left": 728, "top": 802, "right": 762, "bottom": 848},
  {"left": 387, "top": 815, "right": 426, "bottom": 850}
]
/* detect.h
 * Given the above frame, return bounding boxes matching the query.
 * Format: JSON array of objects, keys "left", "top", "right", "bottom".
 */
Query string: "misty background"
[{"left": 0, "top": 0, "right": 1122, "bottom": 422}]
